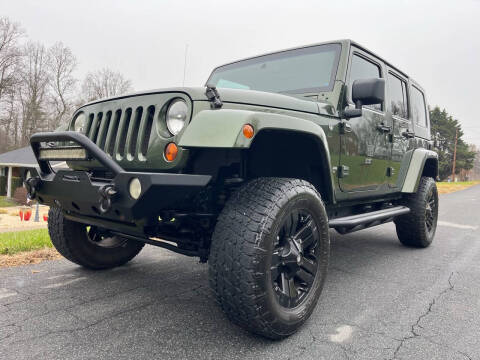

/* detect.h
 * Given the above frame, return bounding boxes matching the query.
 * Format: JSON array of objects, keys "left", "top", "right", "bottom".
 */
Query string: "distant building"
[
  {"left": 467, "top": 145, "right": 480, "bottom": 181},
  {"left": 0, "top": 147, "right": 64, "bottom": 198},
  {"left": 0, "top": 147, "right": 38, "bottom": 197}
]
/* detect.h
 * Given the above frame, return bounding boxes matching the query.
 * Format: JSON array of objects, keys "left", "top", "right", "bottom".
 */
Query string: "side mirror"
[{"left": 344, "top": 78, "right": 385, "bottom": 119}]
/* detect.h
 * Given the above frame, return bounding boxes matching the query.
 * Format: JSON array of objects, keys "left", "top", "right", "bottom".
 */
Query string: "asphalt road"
[{"left": 1, "top": 185, "right": 480, "bottom": 360}]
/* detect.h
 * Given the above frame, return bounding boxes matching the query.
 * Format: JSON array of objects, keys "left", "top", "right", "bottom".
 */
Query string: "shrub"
[
  {"left": 13, "top": 187, "right": 28, "bottom": 205},
  {"left": 11, "top": 176, "right": 23, "bottom": 196},
  {"left": 0, "top": 176, "right": 6, "bottom": 196},
  {"left": 0, "top": 176, "right": 22, "bottom": 197}
]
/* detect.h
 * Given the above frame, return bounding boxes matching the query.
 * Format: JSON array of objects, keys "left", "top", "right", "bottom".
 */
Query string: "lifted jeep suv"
[{"left": 28, "top": 39, "right": 438, "bottom": 339}]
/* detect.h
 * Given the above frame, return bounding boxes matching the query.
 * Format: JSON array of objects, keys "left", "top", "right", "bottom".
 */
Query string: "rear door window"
[
  {"left": 411, "top": 86, "right": 427, "bottom": 127},
  {"left": 387, "top": 72, "right": 408, "bottom": 119}
]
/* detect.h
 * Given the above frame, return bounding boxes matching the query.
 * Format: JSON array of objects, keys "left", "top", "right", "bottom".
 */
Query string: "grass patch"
[
  {"left": 437, "top": 181, "right": 480, "bottom": 194},
  {"left": 0, "top": 229, "right": 52, "bottom": 255},
  {"left": 0, "top": 196, "right": 17, "bottom": 207}
]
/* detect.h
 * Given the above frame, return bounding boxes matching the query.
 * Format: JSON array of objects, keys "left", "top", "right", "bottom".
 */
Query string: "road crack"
[
  {"left": 0, "top": 284, "right": 206, "bottom": 346},
  {"left": 390, "top": 272, "right": 458, "bottom": 359}
]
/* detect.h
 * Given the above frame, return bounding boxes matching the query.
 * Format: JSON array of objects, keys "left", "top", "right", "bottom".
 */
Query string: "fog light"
[{"left": 129, "top": 178, "right": 142, "bottom": 200}]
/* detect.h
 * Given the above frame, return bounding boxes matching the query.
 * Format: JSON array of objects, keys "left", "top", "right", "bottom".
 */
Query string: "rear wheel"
[
  {"left": 48, "top": 207, "right": 144, "bottom": 269},
  {"left": 395, "top": 176, "right": 438, "bottom": 248},
  {"left": 209, "top": 178, "right": 330, "bottom": 339}
]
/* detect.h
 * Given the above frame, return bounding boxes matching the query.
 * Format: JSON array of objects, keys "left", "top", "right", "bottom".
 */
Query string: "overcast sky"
[{"left": 3, "top": 0, "right": 480, "bottom": 145}]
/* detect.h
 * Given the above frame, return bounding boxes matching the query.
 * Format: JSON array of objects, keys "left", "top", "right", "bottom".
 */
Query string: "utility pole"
[{"left": 451, "top": 127, "right": 458, "bottom": 182}]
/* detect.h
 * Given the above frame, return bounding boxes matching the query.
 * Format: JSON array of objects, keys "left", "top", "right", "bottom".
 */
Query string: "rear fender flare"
[{"left": 402, "top": 148, "right": 438, "bottom": 193}]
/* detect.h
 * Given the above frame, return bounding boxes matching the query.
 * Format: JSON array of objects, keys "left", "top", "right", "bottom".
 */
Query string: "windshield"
[{"left": 207, "top": 43, "right": 341, "bottom": 94}]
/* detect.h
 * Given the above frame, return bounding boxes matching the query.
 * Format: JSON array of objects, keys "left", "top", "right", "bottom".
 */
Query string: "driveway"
[{"left": 1, "top": 186, "right": 479, "bottom": 359}]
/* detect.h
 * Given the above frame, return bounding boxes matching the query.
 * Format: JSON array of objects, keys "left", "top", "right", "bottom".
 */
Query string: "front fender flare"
[
  {"left": 179, "top": 109, "right": 329, "bottom": 150},
  {"left": 179, "top": 108, "right": 334, "bottom": 202}
]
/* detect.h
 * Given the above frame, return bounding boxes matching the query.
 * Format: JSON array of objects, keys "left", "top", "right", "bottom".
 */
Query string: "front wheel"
[
  {"left": 48, "top": 207, "right": 144, "bottom": 269},
  {"left": 395, "top": 176, "right": 439, "bottom": 248},
  {"left": 208, "top": 178, "right": 330, "bottom": 339}
]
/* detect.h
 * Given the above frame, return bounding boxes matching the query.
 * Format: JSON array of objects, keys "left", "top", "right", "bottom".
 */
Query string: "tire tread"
[
  {"left": 209, "top": 177, "right": 329, "bottom": 339},
  {"left": 48, "top": 207, "right": 144, "bottom": 269},
  {"left": 395, "top": 176, "right": 438, "bottom": 248}
]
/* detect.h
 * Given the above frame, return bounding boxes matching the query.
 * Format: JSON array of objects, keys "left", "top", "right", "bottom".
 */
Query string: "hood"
[
  {"left": 194, "top": 87, "right": 321, "bottom": 114},
  {"left": 80, "top": 86, "right": 336, "bottom": 116}
]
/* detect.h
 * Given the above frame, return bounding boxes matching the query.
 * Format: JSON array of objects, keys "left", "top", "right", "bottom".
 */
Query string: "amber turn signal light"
[
  {"left": 164, "top": 142, "right": 178, "bottom": 162},
  {"left": 243, "top": 124, "right": 254, "bottom": 139}
]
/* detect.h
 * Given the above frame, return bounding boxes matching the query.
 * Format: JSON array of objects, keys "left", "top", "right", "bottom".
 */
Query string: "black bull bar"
[{"left": 27, "top": 132, "right": 211, "bottom": 227}]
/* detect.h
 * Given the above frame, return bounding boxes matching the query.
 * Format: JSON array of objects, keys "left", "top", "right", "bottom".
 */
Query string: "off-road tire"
[
  {"left": 395, "top": 176, "right": 438, "bottom": 248},
  {"left": 208, "top": 178, "right": 330, "bottom": 339},
  {"left": 48, "top": 207, "right": 144, "bottom": 269}
]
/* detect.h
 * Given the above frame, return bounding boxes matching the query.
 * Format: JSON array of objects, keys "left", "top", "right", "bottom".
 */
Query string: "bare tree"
[
  {"left": 0, "top": 17, "right": 23, "bottom": 152},
  {"left": 0, "top": 17, "right": 136, "bottom": 152},
  {"left": 47, "top": 42, "right": 77, "bottom": 129},
  {"left": 1, "top": 90, "right": 21, "bottom": 149},
  {"left": 81, "top": 68, "right": 132, "bottom": 102},
  {"left": 18, "top": 41, "right": 49, "bottom": 144},
  {"left": 0, "top": 86, "right": 16, "bottom": 152},
  {"left": 0, "top": 17, "right": 23, "bottom": 101}
]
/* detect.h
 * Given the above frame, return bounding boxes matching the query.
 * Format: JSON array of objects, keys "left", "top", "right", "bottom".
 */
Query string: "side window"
[
  {"left": 411, "top": 86, "right": 427, "bottom": 127},
  {"left": 349, "top": 54, "right": 382, "bottom": 111},
  {"left": 387, "top": 72, "right": 408, "bottom": 118}
]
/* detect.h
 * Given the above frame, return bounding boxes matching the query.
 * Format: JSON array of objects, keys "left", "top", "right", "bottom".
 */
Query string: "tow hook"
[
  {"left": 98, "top": 184, "right": 118, "bottom": 214},
  {"left": 25, "top": 177, "right": 41, "bottom": 200}
]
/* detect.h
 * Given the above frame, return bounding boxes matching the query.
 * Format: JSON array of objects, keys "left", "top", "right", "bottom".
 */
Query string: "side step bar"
[{"left": 329, "top": 206, "right": 410, "bottom": 234}]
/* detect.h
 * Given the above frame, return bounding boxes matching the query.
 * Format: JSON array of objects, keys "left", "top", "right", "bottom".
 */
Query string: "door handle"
[
  {"left": 401, "top": 130, "right": 415, "bottom": 138},
  {"left": 376, "top": 123, "right": 391, "bottom": 133},
  {"left": 340, "top": 121, "right": 352, "bottom": 134}
]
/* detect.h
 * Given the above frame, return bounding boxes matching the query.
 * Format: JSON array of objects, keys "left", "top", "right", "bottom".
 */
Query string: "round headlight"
[
  {"left": 73, "top": 113, "right": 86, "bottom": 133},
  {"left": 166, "top": 99, "right": 188, "bottom": 135}
]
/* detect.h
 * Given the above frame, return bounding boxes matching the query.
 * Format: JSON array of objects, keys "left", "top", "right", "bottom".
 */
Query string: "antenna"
[{"left": 182, "top": 44, "right": 188, "bottom": 87}]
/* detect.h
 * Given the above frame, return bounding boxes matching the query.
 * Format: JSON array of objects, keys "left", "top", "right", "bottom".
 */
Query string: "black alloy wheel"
[
  {"left": 271, "top": 210, "right": 320, "bottom": 308},
  {"left": 87, "top": 226, "right": 128, "bottom": 249},
  {"left": 425, "top": 187, "right": 438, "bottom": 236}
]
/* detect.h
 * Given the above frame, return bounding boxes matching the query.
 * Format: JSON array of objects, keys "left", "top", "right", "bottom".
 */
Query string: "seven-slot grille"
[{"left": 83, "top": 105, "right": 155, "bottom": 161}]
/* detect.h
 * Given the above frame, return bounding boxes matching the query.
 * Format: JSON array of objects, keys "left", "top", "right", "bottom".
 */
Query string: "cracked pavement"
[{"left": 1, "top": 185, "right": 480, "bottom": 359}]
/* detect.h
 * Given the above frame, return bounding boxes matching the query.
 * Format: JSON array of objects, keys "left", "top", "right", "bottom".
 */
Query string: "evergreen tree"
[{"left": 430, "top": 106, "right": 476, "bottom": 180}]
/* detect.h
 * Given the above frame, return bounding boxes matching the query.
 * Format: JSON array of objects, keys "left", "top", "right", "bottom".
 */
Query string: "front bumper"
[{"left": 28, "top": 132, "right": 211, "bottom": 230}]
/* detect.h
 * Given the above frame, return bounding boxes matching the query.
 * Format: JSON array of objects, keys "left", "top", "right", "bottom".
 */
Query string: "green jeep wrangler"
[{"left": 27, "top": 39, "right": 438, "bottom": 339}]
